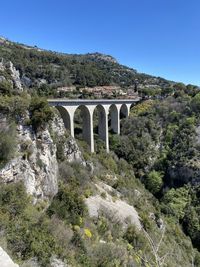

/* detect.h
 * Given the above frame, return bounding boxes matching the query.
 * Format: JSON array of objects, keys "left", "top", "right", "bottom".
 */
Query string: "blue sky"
[{"left": 1, "top": 0, "right": 200, "bottom": 85}]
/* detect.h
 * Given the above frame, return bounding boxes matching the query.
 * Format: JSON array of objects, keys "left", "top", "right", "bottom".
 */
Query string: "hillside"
[
  {"left": 0, "top": 37, "right": 200, "bottom": 266},
  {"left": 0, "top": 37, "right": 176, "bottom": 98}
]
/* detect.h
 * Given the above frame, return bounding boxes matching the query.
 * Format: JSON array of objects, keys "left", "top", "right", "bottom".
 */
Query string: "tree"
[
  {"left": 191, "top": 93, "right": 200, "bottom": 113},
  {"left": 29, "top": 96, "right": 54, "bottom": 130},
  {"left": 145, "top": 170, "right": 163, "bottom": 194}
]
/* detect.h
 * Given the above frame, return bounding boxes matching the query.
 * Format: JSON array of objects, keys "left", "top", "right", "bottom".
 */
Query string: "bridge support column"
[
  {"left": 81, "top": 105, "right": 96, "bottom": 153},
  {"left": 98, "top": 105, "right": 110, "bottom": 153},
  {"left": 126, "top": 104, "right": 132, "bottom": 117},
  {"left": 110, "top": 104, "right": 122, "bottom": 134}
]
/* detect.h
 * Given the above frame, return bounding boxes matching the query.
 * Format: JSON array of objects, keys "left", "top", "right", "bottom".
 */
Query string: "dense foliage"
[{"left": 110, "top": 91, "right": 200, "bottom": 252}]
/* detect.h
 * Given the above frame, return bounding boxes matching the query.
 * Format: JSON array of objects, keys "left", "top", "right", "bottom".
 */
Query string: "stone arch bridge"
[{"left": 48, "top": 98, "right": 140, "bottom": 153}]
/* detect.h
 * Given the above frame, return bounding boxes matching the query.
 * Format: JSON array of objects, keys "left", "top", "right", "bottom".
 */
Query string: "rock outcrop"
[
  {"left": 0, "top": 247, "right": 19, "bottom": 267},
  {"left": 0, "top": 59, "right": 23, "bottom": 92},
  {"left": 51, "top": 114, "right": 85, "bottom": 164},
  {"left": 0, "top": 124, "right": 58, "bottom": 202},
  {"left": 0, "top": 113, "right": 85, "bottom": 202},
  {"left": 85, "top": 182, "right": 141, "bottom": 229},
  {"left": 8, "top": 61, "right": 23, "bottom": 91}
]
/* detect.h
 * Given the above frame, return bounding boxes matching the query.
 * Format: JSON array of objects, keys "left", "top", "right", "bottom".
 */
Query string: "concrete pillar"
[
  {"left": 80, "top": 105, "right": 96, "bottom": 153},
  {"left": 126, "top": 104, "right": 132, "bottom": 117},
  {"left": 97, "top": 104, "right": 110, "bottom": 153},
  {"left": 110, "top": 104, "right": 122, "bottom": 134}
]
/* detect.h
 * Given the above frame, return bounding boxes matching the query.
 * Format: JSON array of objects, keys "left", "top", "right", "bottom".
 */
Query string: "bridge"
[{"left": 48, "top": 98, "right": 140, "bottom": 153}]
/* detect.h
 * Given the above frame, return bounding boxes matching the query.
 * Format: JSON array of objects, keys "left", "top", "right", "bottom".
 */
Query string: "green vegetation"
[
  {"left": 1, "top": 38, "right": 200, "bottom": 266},
  {"left": 47, "top": 183, "right": 86, "bottom": 225},
  {"left": 0, "top": 40, "right": 174, "bottom": 98},
  {"left": 29, "top": 96, "right": 54, "bottom": 130},
  {"left": 0, "top": 122, "right": 16, "bottom": 166},
  {"left": 145, "top": 170, "right": 163, "bottom": 194}
]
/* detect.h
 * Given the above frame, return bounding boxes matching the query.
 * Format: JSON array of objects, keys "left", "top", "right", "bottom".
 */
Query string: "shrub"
[
  {"left": 7, "top": 218, "right": 59, "bottom": 266},
  {"left": 0, "top": 80, "right": 12, "bottom": 95},
  {"left": 47, "top": 184, "right": 86, "bottom": 225},
  {"left": 0, "top": 182, "right": 28, "bottom": 217},
  {"left": 124, "top": 224, "right": 146, "bottom": 250},
  {"left": 91, "top": 243, "right": 127, "bottom": 267},
  {"left": 145, "top": 170, "right": 163, "bottom": 194},
  {"left": 161, "top": 186, "right": 190, "bottom": 220},
  {"left": 84, "top": 228, "right": 92, "bottom": 239},
  {"left": 0, "top": 123, "right": 16, "bottom": 166},
  {"left": 29, "top": 96, "right": 54, "bottom": 130},
  {"left": 0, "top": 94, "right": 30, "bottom": 116}
]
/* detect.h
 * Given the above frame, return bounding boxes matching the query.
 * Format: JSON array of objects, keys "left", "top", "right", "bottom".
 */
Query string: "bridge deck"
[{"left": 48, "top": 98, "right": 141, "bottom": 105}]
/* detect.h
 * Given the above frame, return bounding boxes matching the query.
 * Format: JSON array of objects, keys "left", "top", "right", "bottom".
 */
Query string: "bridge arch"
[
  {"left": 120, "top": 103, "right": 130, "bottom": 118},
  {"left": 55, "top": 106, "right": 74, "bottom": 137},
  {"left": 74, "top": 104, "right": 95, "bottom": 153},
  {"left": 109, "top": 104, "right": 121, "bottom": 134}
]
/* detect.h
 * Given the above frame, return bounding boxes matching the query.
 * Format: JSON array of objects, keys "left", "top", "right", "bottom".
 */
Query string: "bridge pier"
[
  {"left": 97, "top": 105, "right": 109, "bottom": 153},
  {"left": 81, "top": 105, "right": 96, "bottom": 153}
]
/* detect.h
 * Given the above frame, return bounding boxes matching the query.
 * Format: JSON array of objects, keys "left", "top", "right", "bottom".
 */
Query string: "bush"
[
  {"left": 0, "top": 95, "right": 30, "bottom": 119},
  {"left": 123, "top": 224, "right": 145, "bottom": 250},
  {"left": 0, "top": 123, "right": 16, "bottom": 166},
  {"left": 0, "top": 80, "right": 12, "bottom": 95},
  {"left": 47, "top": 184, "right": 86, "bottom": 225},
  {"left": 29, "top": 96, "right": 54, "bottom": 130},
  {"left": 161, "top": 186, "right": 190, "bottom": 220},
  {"left": 7, "top": 218, "right": 59, "bottom": 266},
  {"left": 0, "top": 182, "right": 28, "bottom": 217},
  {"left": 145, "top": 170, "right": 163, "bottom": 194},
  {"left": 91, "top": 243, "right": 128, "bottom": 267}
]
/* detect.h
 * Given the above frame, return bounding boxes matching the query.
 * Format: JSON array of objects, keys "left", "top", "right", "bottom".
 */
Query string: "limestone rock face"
[
  {"left": 64, "top": 137, "right": 85, "bottom": 163},
  {"left": 0, "top": 113, "right": 85, "bottom": 202},
  {"left": 8, "top": 61, "right": 23, "bottom": 91},
  {"left": 0, "top": 123, "right": 58, "bottom": 202},
  {"left": 0, "top": 59, "right": 23, "bottom": 92},
  {"left": 0, "top": 247, "right": 19, "bottom": 267},
  {"left": 21, "top": 75, "right": 32, "bottom": 87},
  {"left": 51, "top": 114, "right": 85, "bottom": 164}
]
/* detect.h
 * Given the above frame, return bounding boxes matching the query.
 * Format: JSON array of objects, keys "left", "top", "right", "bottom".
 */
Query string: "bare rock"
[
  {"left": 0, "top": 124, "right": 58, "bottom": 202},
  {"left": 50, "top": 257, "right": 69, "bottom": 267},
  {"left": 21, "top": 75, "right": 32, "bottom": 87},
  {"left": 157, "top": 218, "right": 164, "bottom": 229},
  {"left": 8, "top": 61, "right": 23, "bottom": 91},
  {"left": 51, "top": 114, "right": 85, "bottom": 164},
  {"left": 85, "top": 182, "right": 141, "bottom": 229},
  {"left": 0, "top": 247, "right": 19, "bottom": 267}
]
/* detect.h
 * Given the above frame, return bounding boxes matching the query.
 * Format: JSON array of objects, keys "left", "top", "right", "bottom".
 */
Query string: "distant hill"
[{"left": 0, "top": 37, "right": 174, "bottom": 95}]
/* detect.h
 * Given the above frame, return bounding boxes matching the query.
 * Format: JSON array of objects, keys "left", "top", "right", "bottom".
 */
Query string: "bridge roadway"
[{"left": 48, "top": 98, "right": 140, "bottom": 152}]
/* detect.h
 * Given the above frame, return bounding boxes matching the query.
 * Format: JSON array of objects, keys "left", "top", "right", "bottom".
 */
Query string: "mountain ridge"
[{"left": 0, "top": 36, "right": 178, "bottom": 96}]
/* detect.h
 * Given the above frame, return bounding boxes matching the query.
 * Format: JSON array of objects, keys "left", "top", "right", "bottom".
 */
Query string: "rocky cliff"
[{"left": 0, "top": 113, "right": 84, "bottom": 203}]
